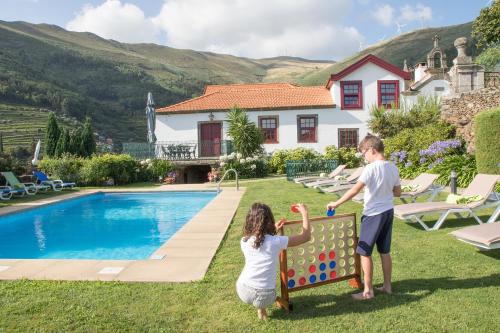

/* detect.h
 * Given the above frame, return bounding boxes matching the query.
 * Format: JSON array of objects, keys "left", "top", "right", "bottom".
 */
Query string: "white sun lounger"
[
  {"left": 450, "top": 222, "right": 500, "bottom": 250},
  {"left": 294, "top": 164, "right": 346, "bottom": 184},
  {"left": 394, "top": 174, "right": 500, "bottom": 231},
  {"left": 315, "top": 167, "right": 364, "bottom": 191},
  {"left": 353, "top": 173, "right": 444, "bottom": 204}
]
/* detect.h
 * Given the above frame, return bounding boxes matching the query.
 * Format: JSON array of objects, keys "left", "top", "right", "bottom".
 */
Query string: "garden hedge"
[{"left": 474, "top": 107, "right": 500, "bottom": 174}]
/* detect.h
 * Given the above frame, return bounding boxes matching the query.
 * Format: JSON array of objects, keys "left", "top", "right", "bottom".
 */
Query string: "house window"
[
  {"left": 340, "top": 81, "right": 362, "bottom": 109},
  {"left": 378, "top": 80, "right": 400, "bottom": 108},
  {"left": 297, "top": 115, "right": 318, "bottom": 143},
  {"left": 259, "top": 116, "right": 278, "bottom": 144},
  {"left": 338, "top": 128, "right": 359, "bottom": 148}
]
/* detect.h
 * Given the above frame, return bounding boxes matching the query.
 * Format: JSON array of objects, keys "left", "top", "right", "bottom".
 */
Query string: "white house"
[{"left": 155, "top": 54, "right": 411, "bottom": 158}]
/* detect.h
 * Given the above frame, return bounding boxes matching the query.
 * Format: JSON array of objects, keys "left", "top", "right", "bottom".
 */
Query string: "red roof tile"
[{"left": 157, "top": 83, "right": 334, "bottom": 113}]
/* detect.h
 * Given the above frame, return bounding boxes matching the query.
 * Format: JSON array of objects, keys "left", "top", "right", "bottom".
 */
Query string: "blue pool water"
[{"left": 0, "top": 191, "right": 217, "bottom": 260}]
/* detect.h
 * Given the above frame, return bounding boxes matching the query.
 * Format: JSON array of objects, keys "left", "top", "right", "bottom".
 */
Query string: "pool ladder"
[{"left": 217, "top": 168, "right": 239, "bottom": 193}]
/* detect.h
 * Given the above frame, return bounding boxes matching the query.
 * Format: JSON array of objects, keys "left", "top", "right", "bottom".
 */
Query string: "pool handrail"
[{"left": 217, "top": 168, "right": 239, "bottom": 193}]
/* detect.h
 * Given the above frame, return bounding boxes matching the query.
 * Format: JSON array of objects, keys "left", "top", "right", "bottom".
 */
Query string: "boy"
[{"left": 327, "top": 135, "right": 401, "bottom": 300}]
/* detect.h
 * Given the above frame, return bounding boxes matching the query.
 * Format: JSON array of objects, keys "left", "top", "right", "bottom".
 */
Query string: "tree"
[
  {"left": 54, "top": 128, "right": 70, "bottom": 157},
  {"left": 226, "top": 106, "right": 263, "bottom": 157},
  {"left": 476, "top": 46, "right": 500, "bottom": 70},
  {"left": 472, "top": 0, "right": 500, "bottom": 49},
  {"left": 80, "top": 117, "right": 96, "bottom": 157},
  {"left": 44, "top": 112, "right": 60, "bottom": 157},
  {"left": 0, "top": 133, "right": 3, "bottom": 154},
  {"left": 69, "top": 128, "right": 83, "bottom": 156}
]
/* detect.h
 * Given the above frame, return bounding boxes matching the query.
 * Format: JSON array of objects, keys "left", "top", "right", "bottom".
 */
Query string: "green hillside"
[
  {"left": 298, "top": 22, "right": 476, "bottom": 85},
  {"left": 0, "top": 21, "right": 332, "bottom": 147},
  {"left": 0, "top": 20, "right": 476, "bottom": 150}
]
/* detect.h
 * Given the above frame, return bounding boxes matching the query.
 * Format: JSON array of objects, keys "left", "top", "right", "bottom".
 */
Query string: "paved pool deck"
[{"left": 0, "top": 184, "right": 245, "bottom": 282}]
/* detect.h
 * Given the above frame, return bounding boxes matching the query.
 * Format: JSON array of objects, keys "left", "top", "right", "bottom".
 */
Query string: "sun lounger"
[
  {"left": 0, "top": 171, "right": 49, "bottom": 196},
  {"left": 394, "top": 174, "right": 500, "bottom": 231},
  {"left": 0, "top": 186, "right": 25, "bottom": 200},
  {"left": 315, "top": 167, "right": 364, "bottom": 191},
  {"left": 450, "top": 222, "right": 500, "bottom": 250},
  {"left": 354, "top": 173, "right": 443, "bottom": 204},
  {"left": 318, "top": 183, "right": 356, "bottom": 196},
  {"left": 33, "top": 170, "right": 76, "bottom": 191},
  {"left": 294, "top": 165, "right": 346, "bottom": 184}
]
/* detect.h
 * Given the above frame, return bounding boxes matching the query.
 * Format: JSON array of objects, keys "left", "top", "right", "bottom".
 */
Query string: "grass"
[{"left": 1, "top": 179, "right": 499, "bottom": 332}]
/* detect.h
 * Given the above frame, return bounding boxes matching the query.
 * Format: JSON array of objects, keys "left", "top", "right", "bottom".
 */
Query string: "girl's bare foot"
[
  {"left": 376, "top": 286, "right": 392, "bottom": 294},
  {"left": 352, "top": 290, "right": 374, "bottom": 300},
  {"left": 257, "top": 308, "right": 268, "bottom": 320}
]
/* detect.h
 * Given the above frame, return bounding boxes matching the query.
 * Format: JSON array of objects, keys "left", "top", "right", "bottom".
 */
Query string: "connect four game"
[{"left": 276, "top": 213, "right": 362, "bottom": 311}]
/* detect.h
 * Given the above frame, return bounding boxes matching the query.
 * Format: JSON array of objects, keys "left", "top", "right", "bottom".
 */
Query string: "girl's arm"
[{"left": 287, "top": 203, "right": 311, "bottom": 247}]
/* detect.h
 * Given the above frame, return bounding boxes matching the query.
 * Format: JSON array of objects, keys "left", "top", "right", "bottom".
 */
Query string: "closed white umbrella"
[
  {"left": 32, "top": 139, "right": 41, "bottom": 166},
  {"left": 146, "top": 92, "right": 157, "bottom": 144}
]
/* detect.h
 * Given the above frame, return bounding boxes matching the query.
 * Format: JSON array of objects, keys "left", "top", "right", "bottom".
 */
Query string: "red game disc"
[
  {"left": 319, "top": 252, "right": 326, "bottom": 261},
  {"left": 287, "top": 269, "right": 295, "bottom": 278},
  {"left": 290, "top": 204, "right": 299, "bottom": 213},
  {"left": 299, "top": 277, "right": 306, "bottom": 285},
  {"left": 309, "top": 265, "right": 316, "bottom": 273},
  {"left": 329, "top": 251, "right": 336, "bottom": 260},
  {"left": 330, "top": 271, "right": 337, "bottom": 279}
]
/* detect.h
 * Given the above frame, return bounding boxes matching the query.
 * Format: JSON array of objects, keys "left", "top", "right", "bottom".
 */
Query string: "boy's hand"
[
  {"left": 327, "top": 201, "right": 339, "bottom": 210},
  {"left": 296, "top": 203, "right": 308, "bottom": 216},
  {"left": 275, "top": 218, "right": 286, "bottom": 231}
]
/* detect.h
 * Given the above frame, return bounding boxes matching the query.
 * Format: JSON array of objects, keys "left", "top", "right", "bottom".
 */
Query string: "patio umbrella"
[
  {"left": 32, "top": 139, "right": 41, "bottom": 166},
  {"left": 146, "top": 92, "right": 157, "bottom": 144}
]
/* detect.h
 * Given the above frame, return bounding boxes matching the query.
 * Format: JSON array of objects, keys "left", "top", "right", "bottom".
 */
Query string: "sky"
[{"left": 0, "top": 0, "right": 490, "bottom": 60}]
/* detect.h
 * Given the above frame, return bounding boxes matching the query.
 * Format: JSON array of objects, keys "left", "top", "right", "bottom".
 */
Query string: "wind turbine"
[{"left": 396, "top": 22, "right": 407, "bottom": 34}]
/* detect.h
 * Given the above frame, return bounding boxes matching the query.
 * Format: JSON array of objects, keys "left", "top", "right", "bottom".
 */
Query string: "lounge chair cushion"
[
  {"left": 446, "top": 194, "right": 482, "bottom": 205},
  {"left": 394, "top": 202, "right": 463, "bottom": 217},
  {"left": 450, "top": 223, "right": 500, "bottom": 246}
]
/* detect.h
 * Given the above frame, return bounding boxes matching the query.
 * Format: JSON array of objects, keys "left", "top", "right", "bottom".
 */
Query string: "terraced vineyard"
[{"left": 0, "top": 104, "right": 79, "bottom": 151}]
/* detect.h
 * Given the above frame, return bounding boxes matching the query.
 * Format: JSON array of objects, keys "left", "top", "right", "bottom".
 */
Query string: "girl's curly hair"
[{"left": 243, "top": 202, "right": 276, "bottom": 249}]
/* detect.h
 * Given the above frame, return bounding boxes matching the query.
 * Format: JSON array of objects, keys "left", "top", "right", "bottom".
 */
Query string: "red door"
[{"left": 200, "top": 123, "right": 222, "bottom": 157}]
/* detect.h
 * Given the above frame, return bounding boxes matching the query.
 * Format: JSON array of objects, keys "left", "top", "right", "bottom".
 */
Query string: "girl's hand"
[
  {"left": 296, "top": 203, "right": 308, "bottom": 216},
  {"left": 327, "top": 201, "right": 338, "bottom": 210},
  {"left": 275, "top": 218, "right": 286, "bottom": 231}
]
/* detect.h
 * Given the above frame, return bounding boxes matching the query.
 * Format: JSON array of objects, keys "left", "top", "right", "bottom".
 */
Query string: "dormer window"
[{"left": 340, "top": 81, "right": 362, "bottom": 109}]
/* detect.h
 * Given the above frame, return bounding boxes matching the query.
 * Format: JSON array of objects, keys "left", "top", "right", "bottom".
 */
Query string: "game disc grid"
[{"left": 282, "top": 214, "right": 358, "bottom": 290}]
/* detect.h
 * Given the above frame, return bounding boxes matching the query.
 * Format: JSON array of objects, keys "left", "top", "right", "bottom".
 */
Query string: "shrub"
[
  {"left": 0, "top": 152, "right": 27, "bottom": 176},
  {"left": 269, "top": 148, "right": 321, "bottom": 174},
  {"left": 80, "top": 154, "right": 139, "bottom": 185},
  {"left": 369, "top": 96, "right": 441, "bottom": 138},
  {"left": 324, "top": 146, "right": 362, "bottom": 168},
  {"left": 38, "top": 153, "right": 85, "bottom": 183},
  {"left": 148, "top": 159, "right": 175, "bottom": 180},
  {"left": 430, "top": 155, "right": 477, "bottom": 188},
  {"left": 474, "top": 107, "right": 500, "bottom": 174},
  {"left": 384, "top": 122, "right": 455, "bottom": 164},
  {"left": 219, "top": 153, "right": 268, "bottom": 179},
  {"left": 475, "top": 46, "right": 500, "bottom": 71},
  {"left": 226, "top": 107, "right": 264, "bottom": 157}
]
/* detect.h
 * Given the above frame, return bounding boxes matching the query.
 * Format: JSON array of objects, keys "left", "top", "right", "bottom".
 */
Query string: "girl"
[{"left": 236, "top": 202, "right": 311, "bottom": 320}]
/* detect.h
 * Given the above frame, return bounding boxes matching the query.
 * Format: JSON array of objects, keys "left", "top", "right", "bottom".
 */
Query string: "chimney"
[{"left": 414, "top": 62, "right": 427, "bottom": 82}]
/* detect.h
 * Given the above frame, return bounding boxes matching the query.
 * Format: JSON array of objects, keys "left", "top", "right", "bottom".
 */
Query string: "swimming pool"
[{"left": 0, "top": 191, "right": 217, "bottom": 260}]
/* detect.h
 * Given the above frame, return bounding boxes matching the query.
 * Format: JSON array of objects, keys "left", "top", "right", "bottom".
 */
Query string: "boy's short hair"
[{"left": 359, "top": 134, "right": 384, "bottom": 153}]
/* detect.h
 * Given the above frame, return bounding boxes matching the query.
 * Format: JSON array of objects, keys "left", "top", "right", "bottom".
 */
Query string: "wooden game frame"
[{"left": 276, "top": 213, "right": 363, "bottom": 311}]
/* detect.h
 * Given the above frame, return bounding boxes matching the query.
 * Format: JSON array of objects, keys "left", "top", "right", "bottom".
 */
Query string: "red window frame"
[
  {"left": 338, "top": 128, "right": 359, "bottom": 148},
  {"left": 297, "top": 115, "right": 318, "bottom": 143},
  {"left": 377, "top": 80, "right": 400, "bottom": 108},
  {"left": 258, "top": 116, "right": 279, "bottom": 144},
  {"left": 340, "top": 81, "right": 362, "bottom": 110}
]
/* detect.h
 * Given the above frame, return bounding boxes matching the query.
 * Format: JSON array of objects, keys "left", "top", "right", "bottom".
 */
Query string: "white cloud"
[
  {"left": 66, "top": 0, "right": 160, "bottom": 43},
  {"left": 400, "top": 3, "right": 432, "bottom": 23},
  {"left": 373, "top": 4, "right": 394, "bottom": 27},
  {"left": 152, "top": 0, "right": 363, "bottom": 59}
]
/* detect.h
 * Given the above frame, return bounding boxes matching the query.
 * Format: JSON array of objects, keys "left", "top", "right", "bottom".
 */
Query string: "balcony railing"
[{"left": 122, "top": 140, "right": 233, "bottom": 161}]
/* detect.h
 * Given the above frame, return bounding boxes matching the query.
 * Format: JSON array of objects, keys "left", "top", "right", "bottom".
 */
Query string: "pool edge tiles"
[{"left": 0, "top": 186, "right": 245, "bottom": 282}]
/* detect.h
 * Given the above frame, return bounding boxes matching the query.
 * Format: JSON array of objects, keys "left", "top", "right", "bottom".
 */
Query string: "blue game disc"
[
  {"left": 327, "top": 209, "right": 335, "bottom": 216},
  {"left": 329, "top": 261, "right": 336, "bottom": 269},
  {"left": 319, "top": 263, "right": 326, "bottom": 271},
  {"left": 309, "top": 275, "right": 316, "bottom": 283},
  {"left": 288, "top": 279, "right": 295, "bottom": 288},
  {"left": 320, "top": 273, "right": 327, "bottom": 281}
]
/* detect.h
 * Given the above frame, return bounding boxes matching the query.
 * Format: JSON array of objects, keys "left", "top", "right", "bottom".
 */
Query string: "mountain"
[
  {"left": 0, "top": 20, "right": 333, "bottom": 149},
  {"left": 0, "top": 20, "right": 475, "bottom": 150},
  {"left": 297, "top": 22, "right": 476, "bottom": 85}
]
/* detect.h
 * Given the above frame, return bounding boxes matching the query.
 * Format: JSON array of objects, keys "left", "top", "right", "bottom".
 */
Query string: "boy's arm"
[
  {"left": 327, "top": 181, "right": 365, "bottom": 210},
  {"left": 393, "top": 185, "right": 402, "bottom": 197}
]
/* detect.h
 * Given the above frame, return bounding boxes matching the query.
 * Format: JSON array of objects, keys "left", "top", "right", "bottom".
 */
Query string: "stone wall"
[
  {"left": 485, "top": 71, "right": 500, "bottom": 88},
  {"left": 441, "top": 86, "right": 500, "bottom": 152}
]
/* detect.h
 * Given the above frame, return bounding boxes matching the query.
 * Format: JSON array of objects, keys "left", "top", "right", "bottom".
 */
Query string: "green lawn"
[{"left": 1, "top": 179, "right": 499, "bottom": 332}]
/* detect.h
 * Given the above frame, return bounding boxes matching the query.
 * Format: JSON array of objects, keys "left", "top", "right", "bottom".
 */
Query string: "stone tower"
[{"left": 426, "top": 34, "right": 447, "bottom": 70}]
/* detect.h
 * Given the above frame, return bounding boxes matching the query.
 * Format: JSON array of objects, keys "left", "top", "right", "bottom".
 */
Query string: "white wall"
[
  {"left": 402, "top": 79, "right": 450, "bottom": 106},
  {"left": 156, "top": 106, "right": 368, "bottom": 155}
]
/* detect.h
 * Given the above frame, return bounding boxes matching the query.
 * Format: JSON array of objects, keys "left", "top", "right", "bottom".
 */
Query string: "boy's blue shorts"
[{"left": 356, "top": 208, "right": 393, "bottom": 256}]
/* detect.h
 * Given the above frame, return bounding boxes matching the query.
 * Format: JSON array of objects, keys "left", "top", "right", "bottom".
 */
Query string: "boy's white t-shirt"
[
  {"left": 238, "top": 234, "right": 289, "bottom": 290},
  {"left": 359, "top": 160, "right": 400, "bottom": 216}
]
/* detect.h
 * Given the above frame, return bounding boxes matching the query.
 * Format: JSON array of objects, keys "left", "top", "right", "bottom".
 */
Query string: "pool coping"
[{"left": 0, "top": 185, "right": 245, "bottom": 282}]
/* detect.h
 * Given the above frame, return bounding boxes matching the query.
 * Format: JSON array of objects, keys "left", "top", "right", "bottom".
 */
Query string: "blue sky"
[{"left": 0, "top": 0, "right": 489, "bottom": 60}]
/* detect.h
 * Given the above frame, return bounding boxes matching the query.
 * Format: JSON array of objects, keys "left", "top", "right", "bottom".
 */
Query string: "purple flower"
[
  {"left": 420, "top": 157, "right": 427, "bottom": 163},
  {"left": 435, "top": 157, "right": 444, "bottom": 165}
]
